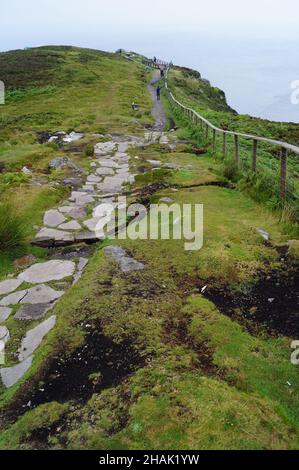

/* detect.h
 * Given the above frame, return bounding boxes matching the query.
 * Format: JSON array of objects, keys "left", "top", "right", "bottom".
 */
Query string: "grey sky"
[{"left": 2, "top": 0, "right": 299, "bottom": 53}]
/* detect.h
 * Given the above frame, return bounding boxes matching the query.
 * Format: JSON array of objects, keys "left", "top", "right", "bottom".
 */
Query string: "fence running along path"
[{"left": 142, "top": 59, "right": 299, "bottom": 201}]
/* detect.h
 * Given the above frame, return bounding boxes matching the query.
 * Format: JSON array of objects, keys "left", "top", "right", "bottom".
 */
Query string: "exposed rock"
[
  {"left": 22, "top": 166, "right": 32, "bottom": 176},
  {"left": 58, "top": 220, "right": 81, "bottom": 231},
  {"left": 63, "top": 131, "right": 84, "bottom": 143},
  {"left": 18, "top": 315, "right": 56, "bottom": 361},
  {"left": 44, "top": 210, "right": 66, "bottom": 227},
  {"left": 0, "top": 307, "right": 12, "bottom": 322},
  {"left": 77, "top": 257, "right": 89, "bottom": 271},
  {"left": 15, "top": 303, "right": 53, "bottom": 321},
  {"left": 0, "top": 279, "right": 23, "bottom": 296},
  {"left": 48, "top": 156, "right": 80, "bottom": 171},
  {"left": 104, "top": 246, "right": 144, "bottom": 273},
  {"left": 97, "top": 159, "right": 118, "bottom": 168},
  {"left": 75, "top": 195, "right": 95, "bottom": 205},
  {"left": 59, "top": 206, "right": 75, "bottom": 214},
  {"left": 0, "top": 356, "right": 33, "bottom": 388},
  {"left": 18, "top": 260, "right": 75, "bottom": 284},
  {"left": 94, "top": 141, "right": 117, "bottom": 156},
  {"left": 256, "top": 228, "right": 270, "bottom": 241},
  {"left": 61, "top": 177, "right": 82, "bottom": 189},
  {"left": 147, "top": 159, "right": 162, "bottom": 165}
]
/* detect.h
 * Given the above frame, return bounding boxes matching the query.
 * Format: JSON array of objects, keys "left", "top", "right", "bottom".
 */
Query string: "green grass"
[
  {"left": 165, "top": 67, "right": 299, "bottom": 219},
  {"left": 0, "top": 48, "right": 298, "bottom": 451}
]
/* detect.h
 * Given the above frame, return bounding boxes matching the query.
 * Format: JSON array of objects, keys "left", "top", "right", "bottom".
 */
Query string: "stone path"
[
  {"left": 147, "top": 70, "right": 166, "bottom": 132},
  {"left": 0, "top": 127, "right": 177, "bottom": 388}
]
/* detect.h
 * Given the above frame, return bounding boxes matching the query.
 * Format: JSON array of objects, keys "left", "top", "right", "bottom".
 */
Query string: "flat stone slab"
[
  {"left": 68, "top": 206, "right": 87, "bottom": 220},
  {"left": 83, "top": 217, "right": 110, "bottom": 233},
  {"left": 0, "top": 356, "right": 33, "bottom": 388},
  {"left": 34, "top": 228, "right": 74, "bottom": 244},
  {"left": 0, "top": 326, "right": 10, "bottom": 343},
  {"left": 96, "top": 167, "right": 115, "bottom": 176},
  {"left": 70, "top": 191, "right": 87, "bottom": 201},
  {"left": 0, "top": 290, "right": 27, "bottom": 306},
  {"left": 94, "top": 141, "right": 117, "bottom": 156},
  {"left": 86, "top": 175, "right": 101, "bottom": 183},
  {"left": 15, "top": 303, "right": 53, "bottom": 321},
  {"left": 75, "top": 232, "right": 103, "bottom": 244},
  {"left": 59, "top": 206, "right": 75, "bottom": 214},
  {"left": 0, "top": 279, "right": 23, "bottom": 296},
  {"left": 18, "top": 315, "right": 56, "bottom": 362},
  {"left": 18, "top": 260, "right": 76, "bottom": 283},
  {"left": 77, "top": 257, "right": 89, "bottom": 271},
  {"left": 44, "top": 210, "right": 66, "bottom": 227},
  {"left": 0, "top": 307, "right": 12, "bottom": 322},
  {"left": 20, "top": 285, "right": 63, "bottom": 305},
  {"left": 104, "top": 246, "right": 144, "bottom": 273},
  {"left": 74, "top": 195, "right": 95, "bottom": 205},
  {"left": 58, "top": 221, "right": 81, "bottom": 231},
  {"left": 0, "top": 285, "right": 63, "bottom": 306}
]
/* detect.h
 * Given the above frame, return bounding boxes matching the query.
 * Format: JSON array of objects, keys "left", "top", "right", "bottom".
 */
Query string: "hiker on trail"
[
  {"left": 153, "top": 56, "right": 157, "bottom": 63},
  {"left": 156, "top": 86, "right": 161, "bottom": 101},
  {"left": 160, "top": 68, "right": 164, "bottom": 78}
]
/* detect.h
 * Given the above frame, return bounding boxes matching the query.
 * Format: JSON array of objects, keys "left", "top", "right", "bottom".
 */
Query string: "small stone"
[
  {"left": 159, "top": 197, "right": 174, "bottom": 204},
  {"left": 18, "top": 260, "right": 76, "bottom": 284},
  {"left": 0, "top": 356, "right": 33, "bottom": 388},
  {"left": 44, "top": 210, "right": 66, "bottom": 227},
  {"left": 256, "top": 228, "right": 270, "bottom": 241},
  {"left": 104, "top": 246, "right": 144, "bottom": 273},
  {"left": 18, "top": 315, "right": 57, "bottom": 362},
  {"left": 0, "top": 307, "right": 12, "bottom": 322},
  {"left": 0, "top": 279, "right": 23, "bottom": 296},
  {"left": 22, "top": 166, "right": 32, "bottom": 175}
]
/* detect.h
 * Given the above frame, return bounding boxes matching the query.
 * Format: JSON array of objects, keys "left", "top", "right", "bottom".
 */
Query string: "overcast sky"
[{"left": 1, "top": 0, "right": 299, "bottom": 53}]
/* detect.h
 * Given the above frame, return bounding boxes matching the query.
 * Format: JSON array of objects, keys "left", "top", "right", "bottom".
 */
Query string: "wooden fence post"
[
  {"left": 280, "top": 147, "right": 288, "bottom": 200},
  {"left": 213, "top": 130, "right": 216, "bottom": 151},
  {"left": 223, "top": 132, "right": 227, "bottom": 159},
  {"left": 206, "top": 124, "right": 209, "bottom": 139},
  {"left": 252, "top": 140, "right": 258, "bottom": 172},
  {"left": 234, "top": 134, "right": 239, "bottom": 165}
]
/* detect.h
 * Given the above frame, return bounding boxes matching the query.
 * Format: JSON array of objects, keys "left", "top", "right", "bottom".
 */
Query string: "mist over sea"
[{"left": 95, "top": 31, "right": 299, "bottom": 123}]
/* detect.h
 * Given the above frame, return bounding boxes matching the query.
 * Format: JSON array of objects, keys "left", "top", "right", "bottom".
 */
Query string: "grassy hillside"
[
  {"left": 165, "top": 67, "right": 299, "bottom": 223},
  {"left": 0, "top": 47, "right": 298, "bottom": 451},
  {"left": 0, "top": 46, "right": 153, "bottom": 275}
]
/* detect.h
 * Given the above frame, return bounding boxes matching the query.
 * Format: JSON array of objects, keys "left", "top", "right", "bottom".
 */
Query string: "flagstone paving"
[{"left": 0, "top": 133, "right": 174, "bottom": 388}]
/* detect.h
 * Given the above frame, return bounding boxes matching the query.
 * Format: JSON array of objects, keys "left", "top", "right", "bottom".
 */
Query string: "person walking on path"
[{"left": 156, "top": 86, "right": 161, "bottom": 101}]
